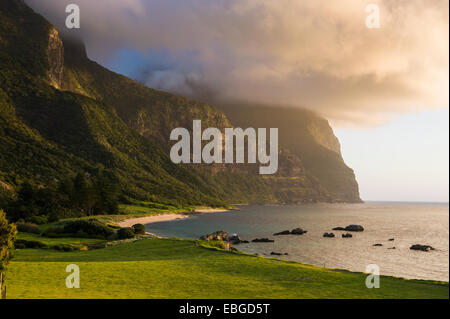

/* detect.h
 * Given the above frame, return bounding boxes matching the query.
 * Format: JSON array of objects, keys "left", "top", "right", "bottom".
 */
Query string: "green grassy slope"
[{"left": 8, "top": 238, "right": 448, "bottom": 299}]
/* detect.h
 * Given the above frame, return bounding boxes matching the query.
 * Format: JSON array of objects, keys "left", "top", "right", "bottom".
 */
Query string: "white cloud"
[{"left": 26, "top": 0, "right": 449, "bottom": 126}]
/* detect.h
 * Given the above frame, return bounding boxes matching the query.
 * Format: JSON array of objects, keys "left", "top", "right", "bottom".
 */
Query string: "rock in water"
[
  {"left": 344, "top": 225, "right": 364, "bottom": 232},
  {"left": 274, "top": 228, "right": 307, "bottom": 235},
  {"left": 252, "top": 238, "right": 275, "bottom": 243},
  {"left": 274, "top": 230, "right": 291, "bottom": 236},
  {"left": 200, "top": 231, "right": 248, "bottom": 245},
  {"left": 323, "top": 233, "right": 335, "bottom": 238},
  {"left": 227, "top": 234, "right": 243, "bottom": 245},
  {"left": 270, "top": 252, "right": 283, "bottom": 256},
  {"left": 410, "top": 244, "right": 435, "bottom": 252},
  {"left": 291, "top": 228, "right": 307, "bottom": 235},
  {"left": 199, "top": 231, "right": 228, "bottom": 241}
]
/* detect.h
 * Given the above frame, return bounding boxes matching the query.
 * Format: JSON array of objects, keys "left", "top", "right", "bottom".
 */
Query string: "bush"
[
  {"left": 14, "top": 243, "right": 26, "bottom": 249},
  {"left": 42, "top": 219, "right": 115, "bottom": 239},
  {"left": 29, "top": 215, "right": 48, "bottom": 225},
  {"left": 15, "top": 239, "right": 48, "bottom": 249},
  {"left": 41, "top": 225, "right": 65, "bottom": 238},
  {"left": 117, "top": 227, "right": 135, "bottom": 239},
  {"left": 200, "top": 240, "right": 226, "bottom": 250},
  {"left": 16, "top": 222, "right": 41, "bottom": 234},
  {"left": 132, "top": 224, "right": 146, "bottom": 235},
  {"left": 51, "top": 244, "right": 77, "bottom": 252}
]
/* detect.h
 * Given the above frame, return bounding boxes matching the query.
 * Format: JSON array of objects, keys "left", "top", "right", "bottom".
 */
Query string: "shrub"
[
  {"left": 132, "top": 224, "right": 146, "bottom": 235},
  {"left": 15, "top": 239, "right": 48, "bottom": 249},
  {"left": 29, "top": 215, "right": 48, "bottom": 225},
  {"left": 200, "top": 240, "right": 226, "bottom": 250},
  {"left": 42, "top": 219, "right": 115, "bottom": 239},
  {"left": 65, "top": 219, "right": 114, "bottom": 237},
  {"left": 16, "top": 222, "right": 41, "bottom": 234},
  {"left": 41, "top": 225, "right": 65, "bottom": 238},
  {"left": 51, "top": 244, "right": 77, "bottom": 252},
  {"left": 14, "top": 243, "right": 26, "bottom": 249},
  {"left": 117, "top": 227, "right": 135, "bottom": 239}
]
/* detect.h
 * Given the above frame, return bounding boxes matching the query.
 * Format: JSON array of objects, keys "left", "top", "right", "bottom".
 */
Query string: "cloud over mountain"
[{"left": 26, "top": 0, "right": 449, "bottom": 126}]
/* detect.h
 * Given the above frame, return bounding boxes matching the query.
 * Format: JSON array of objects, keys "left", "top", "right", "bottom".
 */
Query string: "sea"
[{"left": 145, "top": 202, "right": 449, "bottom": 282}]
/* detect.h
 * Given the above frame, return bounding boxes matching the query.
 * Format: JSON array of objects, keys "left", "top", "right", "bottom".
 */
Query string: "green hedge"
[{"left": 42, "top": 219, "right": 116, "bottom": 239}]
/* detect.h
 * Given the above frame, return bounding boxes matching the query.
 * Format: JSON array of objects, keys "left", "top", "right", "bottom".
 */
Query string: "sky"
[
  {"left": 25, "top": 0, "right": 449, "bottom": 202},
  {"left": 335, "top": 109, "right": 449, "bottom": 202}
]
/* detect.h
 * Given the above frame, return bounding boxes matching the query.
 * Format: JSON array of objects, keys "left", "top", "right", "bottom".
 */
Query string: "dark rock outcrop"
[
  {"left": 200, "top": 231, "right": 228, "bottom": 241},
  {"left": 227, "top": 234, "right": 244, "bottom": 245},
  {"left": 274, "top": 228, "right": 307, "bottom": 235},
  {"left": 270, "top": 252, "right": 282, "bottom": 256},
  {"left": 200, "top": 231, "right": 248, "bottom": 245},
  {"left": 410, "top": 244, "right": 435, "bottom": 252},
  {"left": 291, "top": 228, "right": 307, "bottom": 235},
  {"left": 344, "top": 225, "right": 364, "bottom": 232},
  {"left": 342, "top": 233, "right": 352, "bottom": 238},
  {"left": 291, "top": 228, "right": 308, "bottom": 235},
  {"left": 373, "top": 243, "right": 383, "bottom": 247},
  {"left": 252, "top": 238, "right": 275, "bottom": 243},
  {"left": 274, "top": 230, "right": 291, "bottom": 236},
  {"left": 332, "top": 227, "right": 345, "bottom": 231},
  {"left": 271, "top": 252, "right": 289, "bottom": 256},
  {"left": 323, "top": 233, "right": 335, "bottom": 238}
]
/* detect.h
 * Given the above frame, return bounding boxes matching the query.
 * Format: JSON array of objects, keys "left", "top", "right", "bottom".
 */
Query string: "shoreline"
[{"left": 117, "top": 208, "right": 230, "bottom": 228}]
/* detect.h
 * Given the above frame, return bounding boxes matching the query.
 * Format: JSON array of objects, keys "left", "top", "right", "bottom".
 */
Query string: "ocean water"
[{"left": 146, "top": 202, "right": 449, "bottom": 282}]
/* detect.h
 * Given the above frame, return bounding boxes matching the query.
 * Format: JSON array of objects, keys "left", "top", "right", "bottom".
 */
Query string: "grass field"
[
  {"left": 7, "top": 238, "right": 449, "bottom": 299},
  {"left": 17, "top": 233, "right": 105, "bottom": 247}
]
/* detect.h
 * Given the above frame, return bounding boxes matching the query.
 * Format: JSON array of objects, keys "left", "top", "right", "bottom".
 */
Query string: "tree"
[
  {"left": 17, "top": 181, "right": 36, "bottom": 204},
  {"left": 93, "top": 174, "right": 119, "bottom": 215},
  {"left": 7, "top": 181, "right": 39, "bottom": 221},
  {"left": 0, "top": 209, "right": 17, "bottom": 299},
  {"left": 73, "top": 173, "right": 96, "bottom": 215}
]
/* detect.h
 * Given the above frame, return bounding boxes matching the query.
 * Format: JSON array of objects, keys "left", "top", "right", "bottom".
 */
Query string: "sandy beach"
[{"left": 117, "top": 208, "right": 230, "bottom": 228}]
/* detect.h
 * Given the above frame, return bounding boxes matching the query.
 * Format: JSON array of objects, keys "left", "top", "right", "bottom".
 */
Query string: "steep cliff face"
[
  {"left": 46, "top": 27, "right": 64, "bottom": 89},
  {"left": 220, "top": 104, "right": 362, "bottom": 203},
  {"left": 306, "top": 118, "right": 342, "bottom": 155}
]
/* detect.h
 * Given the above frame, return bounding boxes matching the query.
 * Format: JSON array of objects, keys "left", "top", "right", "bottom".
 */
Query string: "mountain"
[
  {"left": 219, "top": 104, "right": 361, "bottom": 202},
  {"left": 0, "top": 0, "right": 361, "bottom": 207}
]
